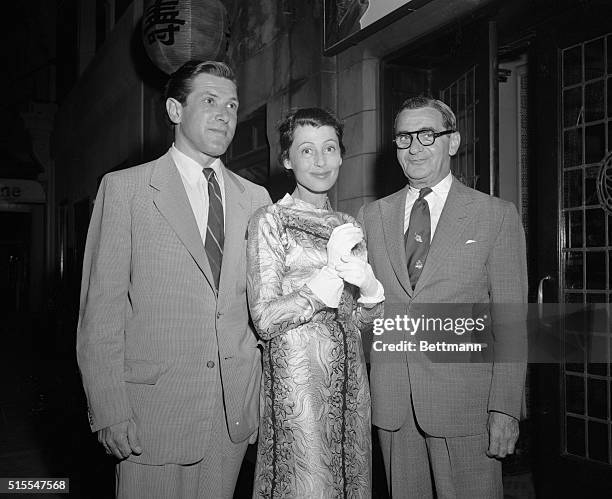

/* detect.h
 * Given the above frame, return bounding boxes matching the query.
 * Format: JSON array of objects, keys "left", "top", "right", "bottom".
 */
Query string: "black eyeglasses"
[{"left": 393, "top": 129, "right": 455, "bottom": 149}]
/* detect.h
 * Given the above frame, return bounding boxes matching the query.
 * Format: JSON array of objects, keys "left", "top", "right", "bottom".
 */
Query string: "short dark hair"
[
  {"left": 278, "top": 107, "right": 346, "bottom": 164},
  {"left": 394, "top": 95, "right": 457, "bottom": 131},
  {"left": 164, "top": 60, "right": 237, "bottom": 105}
]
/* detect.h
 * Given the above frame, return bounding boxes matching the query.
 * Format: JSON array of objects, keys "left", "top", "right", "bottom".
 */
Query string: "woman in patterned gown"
[{"left": 247, "top": 108, "right": 384, "bottom": 498}]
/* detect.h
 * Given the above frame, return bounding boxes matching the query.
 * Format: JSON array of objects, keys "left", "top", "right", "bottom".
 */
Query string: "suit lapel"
[
  {"left": 150, "top": 152, "right": 216, "bottom": 293},
  {"left": 380, "top": 185, "right": 413, "bottom": 297},
  {"left": 414, "top": 178, "right": 474, "bottom": 296},
  {"left": 217, "top": 168, "right": 248, "bottom": 307}
]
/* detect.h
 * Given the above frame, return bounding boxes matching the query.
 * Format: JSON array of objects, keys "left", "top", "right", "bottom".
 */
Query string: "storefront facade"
[{"left": 53, "top": 0, "right": 612, "bottom": 493}]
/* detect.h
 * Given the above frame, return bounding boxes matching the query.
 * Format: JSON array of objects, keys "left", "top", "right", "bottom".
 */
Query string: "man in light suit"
[
  {"left": 360, "top": 96, "right": 527, "bottom": 498},
  {"left": 77, "top": 61, "right": 271, "bottom": 498}
]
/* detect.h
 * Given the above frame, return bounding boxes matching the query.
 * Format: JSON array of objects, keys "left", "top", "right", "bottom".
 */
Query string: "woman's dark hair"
[
  {"left": 164, "top": 60, "right": 236, "bottom": 105},
  {"left": 278, "top": 107, "right": 345, "bottom": 164}
]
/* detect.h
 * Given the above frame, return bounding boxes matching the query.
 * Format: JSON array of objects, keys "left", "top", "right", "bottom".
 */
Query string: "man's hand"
[
  {"left": 98, "top": 418, "right": 142, "bottom": 460},
  {"left": 486, "top": 411, "right": 519, "bottom": 458}
]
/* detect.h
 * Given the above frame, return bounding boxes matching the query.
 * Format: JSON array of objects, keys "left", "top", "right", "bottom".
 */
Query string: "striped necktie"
[
  {"left": 404, "top": 187, "right": 432, "bottom": 287},
  {"left": 203, "top": 168, "right": 224, "bottom": 290}
]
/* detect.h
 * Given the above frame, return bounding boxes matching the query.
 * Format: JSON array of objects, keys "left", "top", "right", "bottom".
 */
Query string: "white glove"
[
  {"left": 327, "top": 223, "right": 363, "bottom": 269},
  {"left": 335, "top": 255, "right": 384, "bottom": 303},
  {"left": 306, "top": 266, "right": 344, "bottom": 308}
]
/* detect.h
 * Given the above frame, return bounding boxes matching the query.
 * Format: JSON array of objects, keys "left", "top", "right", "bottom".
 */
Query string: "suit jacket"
[
  {"left": 360, "top": 177, "right": 527, "bottom": 437},
  {"left": 76, "top": 150, "right": 271, "bottom": 465}
]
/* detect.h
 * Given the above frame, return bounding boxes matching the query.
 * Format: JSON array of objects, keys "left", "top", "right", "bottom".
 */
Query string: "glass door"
[
  {"left": 560, "top": 32, "right": 612, "bottom": 466},
  {"left": 531, "top": 16, "right": 612, "bottom": 495}
]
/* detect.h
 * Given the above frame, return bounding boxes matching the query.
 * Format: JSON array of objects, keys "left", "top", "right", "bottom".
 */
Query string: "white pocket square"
[{"left": 465, "top": 240, "right": 477, "bottom": 244}]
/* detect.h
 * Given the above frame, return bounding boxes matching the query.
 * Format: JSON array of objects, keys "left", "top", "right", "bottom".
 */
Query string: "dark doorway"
[
  {"left": 380, "top": 17, "right": 494, "bottom": 198},
  {"left": 0, "top": 212, "right": 31, "bottom": 313}
]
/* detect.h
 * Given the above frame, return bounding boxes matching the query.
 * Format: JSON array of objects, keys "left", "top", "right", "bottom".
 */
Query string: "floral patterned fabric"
[{"left": 247, "top": 194, "right": 382, "bottom": 499}]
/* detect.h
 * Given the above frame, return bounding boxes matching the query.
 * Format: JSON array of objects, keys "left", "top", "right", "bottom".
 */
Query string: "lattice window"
[
  {"left": 560, "top": 33, "right": 612, "bottom": 466},
  {"left": 441, "top": 67, "right": 479, "bottom": 188}
]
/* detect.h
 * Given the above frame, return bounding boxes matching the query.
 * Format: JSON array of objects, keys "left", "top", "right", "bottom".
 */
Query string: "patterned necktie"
[
  {"left": 404, "top": 187, "right": 432, "bottom": 287},
  {"left": 203, "top": 168, "right": 224, "bottom": 289}
]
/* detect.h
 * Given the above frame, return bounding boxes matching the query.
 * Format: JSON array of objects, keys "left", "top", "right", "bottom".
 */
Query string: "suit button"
[
  {"left": 216, "top": 312, "right": 222, "bottom": 319},
  {"left": 207, "top": 361, "right": 215, "bottom": 368}
]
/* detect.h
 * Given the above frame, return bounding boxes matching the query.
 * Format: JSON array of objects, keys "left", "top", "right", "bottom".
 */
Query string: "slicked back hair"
[
  {"left": 394, "top": 96, "right": 457, "bottom": 132},
  {"left": 164, "top": 60, "right": 237, "bottom": 106},
  {"left": 278, "top": 107, "right": 346, "bottom": 165}
]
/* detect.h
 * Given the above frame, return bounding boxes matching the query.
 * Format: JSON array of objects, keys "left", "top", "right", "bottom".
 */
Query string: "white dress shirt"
[
  {"left": 404, "top": 172, "right": 453, "bottom": 240},
  {"left": 170, "top": 145, "right": 226, "bottom": 243}
]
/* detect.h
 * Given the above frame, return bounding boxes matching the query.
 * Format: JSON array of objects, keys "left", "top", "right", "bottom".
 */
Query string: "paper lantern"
[{"left": 142, "top": 0, "right": 230, "bottom": 75}]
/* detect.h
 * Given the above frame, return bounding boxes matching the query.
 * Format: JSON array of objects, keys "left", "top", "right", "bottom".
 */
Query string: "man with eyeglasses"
[{"left": 359, "top": 96, "right": 527, "bottom": 498}]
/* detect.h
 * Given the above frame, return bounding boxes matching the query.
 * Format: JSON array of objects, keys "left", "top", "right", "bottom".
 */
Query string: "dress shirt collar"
[
  {"left": 407, "top": 171, "right": 453, "bottom": 203},
  {"left": 170, "top": 144, "right": 224, "bottom": 185}
]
